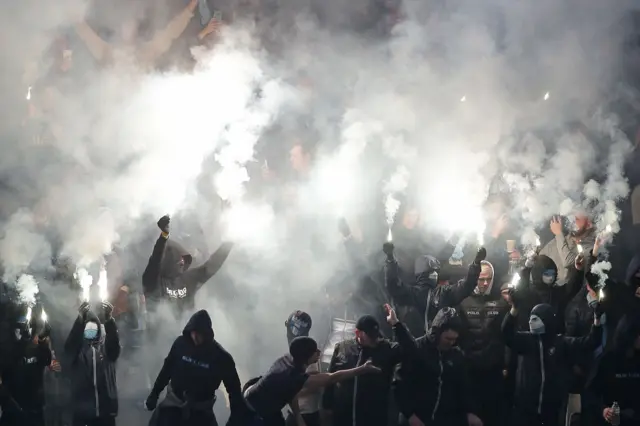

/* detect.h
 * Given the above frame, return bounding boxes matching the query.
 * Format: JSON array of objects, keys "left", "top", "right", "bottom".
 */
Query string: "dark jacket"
[
  {"left": 585, "top": 315, "right": 640, "bottom": 426},
  {"left": 458, "top": 263, "right": 510, "bottom": 371},
  {"left": 1, "top": 338, "right": 52, "bottom": 412},
  {"left": 150, "top": 310, "right": 244, "bottom": 423},
  {"left": 385, "top": 258, "right": 481, "bottom": 335},
  {"left": 142, "top": 234, "right": 233, "bottom": 314},
  {"left": 63, "top": 315, "right": 120, "bottom": 418},
  {"left": 322, "top": 337, "right": 402, "bottom": 426},
  {"left": 502, "top": 308, "right": 601, "bottom": 422},
  {"left": 393, "top": 310, "right": 471, "bottom": 426}
]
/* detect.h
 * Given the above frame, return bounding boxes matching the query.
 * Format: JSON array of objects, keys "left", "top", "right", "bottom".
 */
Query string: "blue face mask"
[
  {"left": 84, "top": 329, "right": 98, "bottom": 340},
  {"left": 542, "top": 269, "right": 556, "bottom": 285}
]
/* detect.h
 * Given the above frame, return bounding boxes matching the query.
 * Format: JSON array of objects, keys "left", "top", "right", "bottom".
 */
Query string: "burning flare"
[
  {"left": 598, "top": 288, "right": 605, "bottom": 301},
  {"left": 387, "top": 228, "right": 393, "bottom": 242},
  {"left": 26, "top": 306, "right": 33, "bottom": 321},
  {"left": 577, "top": 244, "right": 583, "bottom": 254},
  {"left": 41, "top": 309, "right": 48, "bottom": 323},
  {"left": 509, "top": 273, "right": 520, "bottom": 288},
  {"left": 97, "top": 266, "right": 108, "bottom": 302},
  {"left": 76, "top": 268, "right": 93, "bottom": 302}
]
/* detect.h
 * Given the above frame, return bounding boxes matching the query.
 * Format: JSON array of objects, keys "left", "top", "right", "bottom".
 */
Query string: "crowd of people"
[{"left": 4, "top": 1, "right": 640, "bottom": 426}]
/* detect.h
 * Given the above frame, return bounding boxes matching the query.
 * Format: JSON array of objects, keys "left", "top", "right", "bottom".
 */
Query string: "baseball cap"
[
  {"left": 285, "top": 310, "right": 312, "bottom": 337},
  {"left": 355, "top": 315, "right": 382, "bottom": 338}
]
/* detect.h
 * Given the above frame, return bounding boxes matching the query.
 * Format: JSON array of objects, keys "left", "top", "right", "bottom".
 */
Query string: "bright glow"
[
  {"left": 544, "top": 92, "right": 550, "bottom": 101},
  {"left": 385, "top": 194, "right": 401, "bottom": 226},
  {"left": 26, "top": 306, "right": 32, "bottom": 321},
  {"left": 510, "top": 273, "right": 520, "bottom": 288},
  {"left": 605, "top": 225, "right": 612, "bottom": 233},
  {"left": 387, "top": 228, "right": 392, "bottom": 242},
  {"left": 460, "top": 95, "right": 466, "bottom": 102},
  {"left": 16, "top": 274, "right": 39, "bottom": 305},
  {"left": 76, "top": 268, "right": 93, "bottom": 302},
  {"left": 383, "top": 165, "right": 410, "bottom": 226},
  {"left": 97, "top": 266, "right": 108, "bottom": 302},
  {"left": 536, "top": 237, "right": 541, "bottom": 247},
  {"left": 26, "top": 86, "right": 31, "bottom": 101},
  {"left": 222, "top": 202, "right": 274, "bottom": 242},
  {"left": 598, "top": 288, "right": 605, "bottom": 300},
  {"left": 41, "top": 309, "right": 48, "bottom": 323},
  {"left": 577, "top": 244, "right": 583, "bottom": 254}
]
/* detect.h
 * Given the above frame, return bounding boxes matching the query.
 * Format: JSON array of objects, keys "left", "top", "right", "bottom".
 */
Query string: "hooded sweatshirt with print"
[
  {"left": 148, "top": 310, "right": 244, "bottom": 423},
  {"left": 585, "top": 315, "right": 640, "bottom": 426},
  {"left": 142, "top": 232, "right": 233, "bottom": 315},
  {"left": 502, "top": 303, "right": 601, "bottom": 425},
  {"left": 457, "top": 260, "right": 510, "bottom": 371},
  {"left": 392, "top": 309, "right": 471, "bottom": 426},
  {"left": 63, "top": 313, "right": 120, "bottom": 419}
]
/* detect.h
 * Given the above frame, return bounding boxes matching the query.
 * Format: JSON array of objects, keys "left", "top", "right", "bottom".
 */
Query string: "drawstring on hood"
[{"left": 183, "top": 309, "right": 215, "bottom": 342}]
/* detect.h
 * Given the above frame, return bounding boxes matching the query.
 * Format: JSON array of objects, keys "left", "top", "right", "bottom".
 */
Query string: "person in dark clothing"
[
  {"left": 283, "top": 311, "right": 319, "bottom": 426},
  {"left": 384, "top": 242, "right": 485, "bottom": 335},
  {"left": 145, "top": 310, "right": 244, "bottom": 426},
  {"left": 322, "top": 314, "right": 403, "bottom": 426},
  {"left": 244, "top": 336, "right": 381, "bottom": 426},
  {"left": 0, "top": 307, "right": 52, "bottom": 426},
  {"left": 391, "top": 306, "right": 482, "bottom": 426},
  {"left": 585, "top": 315, "right": 640, "bottom": 426},
  {"left": 142, "top": 215, "right": 234, "bottom": 317},
  {"left": 502, "top": 297, "right": 603, "bottom": 426},
  {"left": 64, "top": 301, "right": 120, "bottom": 426},
  {"left": 457, "top": 260, "right": 510, "bottom": 426}
]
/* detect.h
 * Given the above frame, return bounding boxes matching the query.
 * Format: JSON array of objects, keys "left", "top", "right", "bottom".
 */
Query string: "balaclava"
[
  {"left": 415, "top": 255, "right": 440, "bottom": 288},
  {"left": 15, "top": 315, "right": 32, "bottom": 342},
  {"left": 529, "top": 303, "right": 555, "bottom": 335}
]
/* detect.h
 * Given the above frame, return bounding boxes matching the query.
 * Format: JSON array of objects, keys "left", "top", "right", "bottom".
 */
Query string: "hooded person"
[
  {"left": 390, "top": 306, "right": 482, "bottom": 426},
  {"left": 63, "top": 301, "right": 120, "bottom": 426},
  {"left": 142, "top": 215, "right": 234, "bottom": 317},
  {"left": 384, "top": 242, "right": 485, "bottom": 335},
  {"left": 502, "top": 299, "right": 603, "bottom": 426},
  {"left": 0, "top": 308, "right": 52, "bottom": 426},
  {"left": 145, "top": 310, "right": 245, "bottom": 426},
  {"left": 456, "top": 260, "right": 510, "bottom": 426},
  {"left": 585, "top": 315, "right": 640, "bottom": 426},
  {"left": 244, "top": 336, "right": 381, "bottom": 426},
  {"left": 322, "top": 314, "right": 403, "bottom": 426}
]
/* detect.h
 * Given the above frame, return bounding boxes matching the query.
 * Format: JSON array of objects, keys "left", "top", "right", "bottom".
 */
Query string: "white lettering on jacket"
[{"left": 166, "top": 287, "right": 188, "bottom": 299}]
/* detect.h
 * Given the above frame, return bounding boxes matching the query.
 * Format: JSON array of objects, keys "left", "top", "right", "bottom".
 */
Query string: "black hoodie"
[
  {"left": 585, "top": 315, "right": 640, "bottom": 426},
  {"left": 142, "top": 234, "right": 234, "bottom": 314},
  {"left": 502, "top": 303, "right": 601, "bottom": 423},
  {"left": 392, "top": 309, "right": 471, "bottom": 426},
  {"left": 149, "top": 310, "right": 244, "bottom": 417},
  {"left": 63, "top": 314, "right": 120, "bottom": 419}
]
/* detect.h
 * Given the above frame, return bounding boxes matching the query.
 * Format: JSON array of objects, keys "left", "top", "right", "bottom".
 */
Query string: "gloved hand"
[
  {"left": 38, "top": 322, "right": 52, "bottom": 340},
  {"left": 508, "top": 288, "right": 524, "bottom": 310},
  {"left": 338, "top": 217, "right": 351, "bottom": 238},
  {"left": 382, "top": 242, "right": 395, "bottom": 261},
  {"left": 145, "top": 394, "right": 159, "bottom": 411},
  {"left": 473, "top": 247, "right": 487, "bottom": 265},
  {"left": 102, "top": 301, "right": 114, "bottom": 321},
  {"left": 78, "top": 301, "right": 91, "bottom": 320},
  {"left": 157, "top": 215, "right": 170, "bottom": 234},
  {"left": 592, "top": 301, "right": 605, "bottom": 321}
]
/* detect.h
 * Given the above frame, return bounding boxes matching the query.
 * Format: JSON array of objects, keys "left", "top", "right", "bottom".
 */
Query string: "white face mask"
[
  {"left": 429, "top": 272, "right": 438, "bottom": 281},
  {"left": 529, "top": 315, "right": 545, "bottom": 334}
]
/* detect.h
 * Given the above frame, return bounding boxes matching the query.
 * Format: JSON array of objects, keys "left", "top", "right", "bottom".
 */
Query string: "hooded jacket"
[
  {"left": 149, "top": 310, "right": 244, "bottom": 422},
  {"left": 142, "top": 234, "right": 234, "bottom": 314},
  {"left": 502, "top": 304, "right": 601, "bottom": 422},
  {"left": 392, "top": 309, "right": 471, "bottom": 426},
  {"left": 539, "top": 227, "right": 596, "bottom": 286},
  {"left": 322, "top": 336, "right": 402, "bottom": 426},
  {"left": 63, "top": 314, "right": 120, "bottom": 419},
  {"left": 385, "top": 255, "right": 481, "bottom": 335},
  {"left": 0, "top": 336, "right": 52, "bottom": 412},
  {"left": 457, "top": 260, "right": 509, "bottom": 371},
  {"left": 585, "top": 315, "right": 640, "bottom": 426}
]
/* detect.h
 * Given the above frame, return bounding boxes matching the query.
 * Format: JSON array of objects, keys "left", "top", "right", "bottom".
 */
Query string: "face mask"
[
  {"left": 541, "top": 269, "right": 556, "bottom": 285},
  {"left": 429, "top": 271, "right": 438, "bottom": 281},
  {"left": 84, "top": 329, "right": 98, "bottom": 340},
  {"left": 529, "top": 315, "right": 545, "bottom": 334},
  {"left": 586, "top": 292, "right": 598, "bottom": 308}
]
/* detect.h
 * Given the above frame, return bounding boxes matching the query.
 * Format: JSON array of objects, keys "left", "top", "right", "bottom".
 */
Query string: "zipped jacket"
[{"left": 64, "top": 316, "right": 120, "bottom": 419}]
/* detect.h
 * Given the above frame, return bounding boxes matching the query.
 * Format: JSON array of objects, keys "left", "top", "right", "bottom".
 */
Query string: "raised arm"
[
  {"left": 183, "top": 241, "right": 234, "bottom": 292},
  {"left": 143, "top": 0, "right": 198, "bottom": 62},
  {"left": 74, "top": 22, "right": 111, "bottom": 63},
  {"left": 142, "top": 216, "right": 170, "bottom": 296}
]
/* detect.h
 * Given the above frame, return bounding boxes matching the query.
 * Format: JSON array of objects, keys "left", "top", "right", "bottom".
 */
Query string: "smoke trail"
[
  {"left": 75, "top": 268, "right": 92, "bottom": 302},
  {"left": 384, "top": 165, "right": 410, "bottom": 226},
  {"left": 15, "top": 274, "right": 39, "bottom": 305},
  {"left": 97, "top": 265, "right": 108, "bottom": 302},
  {"left": 590, "top": 260, "right": 612, "bottom": 289}
]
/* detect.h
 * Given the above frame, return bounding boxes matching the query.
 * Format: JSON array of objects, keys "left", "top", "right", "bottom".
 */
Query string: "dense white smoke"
[
  {"left": 15, "top": 274, "right": 40, "bottom": 305},
  {"left": 384, "top": 165, "right": 410, "bottom": 226},
  {"left": 75, "top": 268, "right": 93, "bottom": 302},
  {"left": 591, "top": 260, "right": 612, "bottom": 289},
  {"left": 0, "top": 209, "right": 51, "bottom": 282}
]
